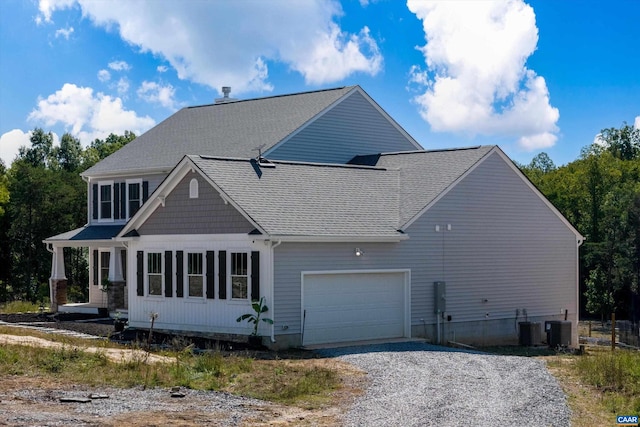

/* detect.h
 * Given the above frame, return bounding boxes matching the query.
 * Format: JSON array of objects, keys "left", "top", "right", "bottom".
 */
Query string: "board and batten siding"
[
  {"left": 126, "top": 234, "right": 271, "bottom": 336},
  {"left": 137, "top": 174, "right": 255, "bottom": 235},
  {"left": 272, "top": 151, "right": 578, "bottom": 344},
  {"left": 267, "top": 91, "right": 418, "bottom": 164}
]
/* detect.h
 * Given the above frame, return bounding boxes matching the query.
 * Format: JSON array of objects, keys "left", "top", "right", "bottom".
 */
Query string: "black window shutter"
[
  {"left": 142, "top": 181, "right": 149, "bottom": 203},
  {"left": 114, "top": 183, "right": 120, "bottom": 220},
  {"left": 176, "top": 251, "right": 184, "bottom": 298},
  {"left": 165, "top": 251, "right": 173, "bottom": 297},
  {"left": 206, "top": 251, "right": 215, "bottom": 299},
  {"left": 218, "top": 251, "right": 227, "bottom": 299},
  {"left": 92, "top": 184, "right": 98, "bottom": 219},
  {"left": 136, "top": 251, "right": 144, "bottom": 296},
  {"left": 251, "top": 251, "right": 260, "bottom": 301},
  {"left": 93, "top": 250, "right": 98, "bottom": 286},
  {"left": 120, "top": 183, "right": 126, "bottom": 218}
]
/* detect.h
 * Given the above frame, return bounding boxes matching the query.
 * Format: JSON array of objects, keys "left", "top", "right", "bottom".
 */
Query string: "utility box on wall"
[{"left": 434, "top": 281, "right": 446, "bottom": 314}]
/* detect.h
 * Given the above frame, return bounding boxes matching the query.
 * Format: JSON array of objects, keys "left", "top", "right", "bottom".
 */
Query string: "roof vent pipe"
[{"left": 215, "top": 86, "right": 237, "bottom": 104}]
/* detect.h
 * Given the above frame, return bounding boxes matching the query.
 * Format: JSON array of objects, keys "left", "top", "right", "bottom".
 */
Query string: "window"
[
  {"left": 100, "top": 251, "right": 110, "bottom": 288},
  {"left": 147, "top": 252, "right": 163, "bottom": 296},
  {"left": 187, "top": 252, "right": 204, "bottom": 297},
  {"left": 231, "top": 252, "right": 248, "bottom": 299},
  {"left": 99, "top": 183, "right": 113, "bottom": 220},
  {"left": 128, "top": 181, "right": 141, "bottom": 218}
]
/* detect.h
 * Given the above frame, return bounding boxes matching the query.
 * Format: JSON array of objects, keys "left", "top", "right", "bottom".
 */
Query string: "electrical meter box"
[{"left": 434, "top": 281, "right": 446, "bottom": 314}]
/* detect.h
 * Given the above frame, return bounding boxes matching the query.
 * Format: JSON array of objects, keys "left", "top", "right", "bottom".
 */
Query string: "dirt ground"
[{"left": 0, "top": 314, "right": 366, "bottom": 426}]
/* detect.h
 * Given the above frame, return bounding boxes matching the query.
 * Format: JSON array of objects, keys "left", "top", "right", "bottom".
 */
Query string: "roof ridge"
[
  {"left": 193, "top": 154, "right": 388, "bottom": 171},
  {"left": 378, "top": 145, "right": 491, "bottom": 157},
  {"left": 186, "top": 86, "right": 355, "bottom": 110}
]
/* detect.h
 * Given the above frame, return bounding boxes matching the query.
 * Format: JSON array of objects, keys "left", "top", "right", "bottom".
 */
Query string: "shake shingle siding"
[
  {"left": 138, "top": 174, "right": 254, "bottom": 235},
  {"left": 268, "top": 91, "right": 419, "bottom": 164}
]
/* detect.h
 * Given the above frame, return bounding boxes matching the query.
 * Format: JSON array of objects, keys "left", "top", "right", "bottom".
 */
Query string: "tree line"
[
  {"left": 0, "top": 129, "right": 135, "bottom": 303},
  {"left": 0, "top": 124, "right": 638, "bottom": 322},
  {"left": 519, "top": 123, "right": 640, "bottom": 322}
]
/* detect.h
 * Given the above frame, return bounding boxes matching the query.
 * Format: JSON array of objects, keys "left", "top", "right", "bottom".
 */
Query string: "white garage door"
[{"left": 302, "top": 271, "right": 407, "bottom": 346}]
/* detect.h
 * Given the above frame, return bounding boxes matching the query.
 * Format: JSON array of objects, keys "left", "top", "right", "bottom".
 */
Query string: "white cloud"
[
  {"left": 635, "top": 116, "right": 640, "bottom": 129},
  {"left": 38, "top": 0, "right": 382, "bottom": 93},
  {"left": 55, "top": 26, "right": 74, "bottom": 39},
  {"left": 97, "top": 69, "right": 111, "bottom": 82},
  {"left": 0, "top": 129, "right": 32, "bottom": 166},
  {"left": 137, "top": 81, "right": 176, "bottom": 109},
  {"left": 157, "top": 65, "right": 168, "bottom": 73},
  {"left": 108, "top": 60, "right": 131, "bottom": 71},
  {"left": 27, "top": 83, "right": 155, "bottom": 144},
  {"left": 407, "top": 0, "right": 559, "bottom": 151},
  {"left": 116, "top": 77, "right": 129, "bottom": 95}
]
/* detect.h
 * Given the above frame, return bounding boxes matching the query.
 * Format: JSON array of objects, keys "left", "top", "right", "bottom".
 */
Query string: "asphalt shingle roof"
[
  {"left": 374, "top": 146, "right": 494, "bottom": 225},
  {"left": 189, "top": 155, "right": 402, "bottom": 238},
  {"left": 83, "top": 86, "right": 355, "bottom": 177}
]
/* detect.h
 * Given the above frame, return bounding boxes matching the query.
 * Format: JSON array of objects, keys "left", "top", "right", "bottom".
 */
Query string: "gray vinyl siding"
[
  {"left": 267, "top": 91, "right": 419, "bottom": 164},
  {"left": 138, "top": 174, "right": 254, "bottom": 235},
  {"left": 272, "top": 151, "right": 578, "bottom": 337},
  {"left": 89, "top": 173, "right": 166, "bottom": 225}
]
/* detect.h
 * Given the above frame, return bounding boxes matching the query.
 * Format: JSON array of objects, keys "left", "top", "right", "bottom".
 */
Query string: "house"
[{"left": 45, "top": 86, "right": 583, "bottom": 348}]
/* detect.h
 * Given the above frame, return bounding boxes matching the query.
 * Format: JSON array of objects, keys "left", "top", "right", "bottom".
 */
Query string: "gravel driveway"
[{"left": 318, "top": 341, "right": 571, "bottom": 427}]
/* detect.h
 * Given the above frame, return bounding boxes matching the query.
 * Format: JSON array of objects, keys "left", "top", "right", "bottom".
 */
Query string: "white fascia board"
[
  {"left": 117, "top": 156, "right": 267, "bottom": 239},
  {"left": 44, "top": 239, "right": 125, "bottom": 248},
  {"left": 251, "top": 234, "right": 409, "bottom": 243},
  {"left": 82, "top": 167, "right": 170, "bottom": 181},
  {"left": 493, "top": 147, "right": 585, "bottom": 242},
  {"left": 401, "top": 147, "right": 494, "bottom": 230}
]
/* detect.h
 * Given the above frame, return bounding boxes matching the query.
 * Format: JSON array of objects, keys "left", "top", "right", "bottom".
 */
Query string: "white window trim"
[
  {"left": 125, "top": 178, "right": 143, "bottom": 220},
  {"left": 185, "top": 249, "right": 206, "bottom": 299},
  {"left": 146, "top": 251, "right": 164, "bottom": 297},
  {"left": 229, "top": 250, "right": 251, "bottom": 301},
  {"left": 98, "top": 180, "right": 114, "bottom": 223}
]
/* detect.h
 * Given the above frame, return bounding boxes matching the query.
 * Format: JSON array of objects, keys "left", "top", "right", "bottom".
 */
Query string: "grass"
[
  {"left": 573, "top": 347, "right": 640, "bottom": 414},
  {"left": 0, "top": 332, "right": 341, "bottom": 407},
  {"left": 0, "top": 300, "right": 43, "bottom": 314}
]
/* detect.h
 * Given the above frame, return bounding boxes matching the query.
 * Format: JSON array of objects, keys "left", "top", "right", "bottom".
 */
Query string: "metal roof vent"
[{"left": 215, "top": 86, "right": 238, "bottom": 104}]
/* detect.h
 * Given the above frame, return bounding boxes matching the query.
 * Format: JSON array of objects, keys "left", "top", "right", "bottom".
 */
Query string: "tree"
[
  {"left": 51, "top": 133, "right": 83, "bottom": 172},
  {"left": 599, "top": 122, "right": 640, "bottom": 161}
]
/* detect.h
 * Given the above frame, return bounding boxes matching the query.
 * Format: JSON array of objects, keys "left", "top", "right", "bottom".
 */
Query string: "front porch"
[{"left": 44, "top": 225, "right": 129, "bottom": 314}]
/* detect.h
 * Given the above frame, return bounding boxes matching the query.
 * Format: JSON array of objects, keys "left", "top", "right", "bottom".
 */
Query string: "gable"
[
  {"left": 82, "top": 87, "right": 355, "bottom": 177},
  {"left": 137, "top": 173, "right": 254, "bottom": 235},
  {"left": 421, "top": 151, "right": 580, "bottom": 239},
  {"left": 267, "top": 90, "right": 421, "bottom": 164}
]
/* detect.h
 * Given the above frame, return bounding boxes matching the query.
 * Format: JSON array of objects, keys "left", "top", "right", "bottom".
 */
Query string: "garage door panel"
[{"left": 303, "top": 272, "right": 406, "bottom": 345}]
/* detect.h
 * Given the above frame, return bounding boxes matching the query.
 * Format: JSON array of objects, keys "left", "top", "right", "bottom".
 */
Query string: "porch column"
[
  {"left": 107, "top": 247, "right": 125, "bottom": 311},
  {"left": 49, "top": 245, "right": 67, "bottom": 312}
]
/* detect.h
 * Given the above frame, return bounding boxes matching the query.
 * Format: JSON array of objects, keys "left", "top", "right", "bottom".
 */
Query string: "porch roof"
[{"left": 45, "top": 225, "right": 125, "bottom": 244}]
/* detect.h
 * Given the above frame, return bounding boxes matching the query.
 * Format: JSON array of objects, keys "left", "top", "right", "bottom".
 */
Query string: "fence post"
[{"left": 611, "top": 313, "right": 615, "bottom": 351}]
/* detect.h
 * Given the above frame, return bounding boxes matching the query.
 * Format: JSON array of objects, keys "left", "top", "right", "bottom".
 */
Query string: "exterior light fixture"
[{"left": 355, "top": 248, "right": 363, "bottom": 257}]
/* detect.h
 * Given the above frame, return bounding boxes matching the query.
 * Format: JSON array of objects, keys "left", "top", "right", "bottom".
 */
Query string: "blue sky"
[{"left": 1, "top": 0, "right": 638, "bottom": 168}]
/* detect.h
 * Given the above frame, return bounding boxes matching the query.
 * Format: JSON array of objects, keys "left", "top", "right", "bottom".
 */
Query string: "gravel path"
[{"left": 317, "top": 342, "right": 571, "bottom": 427}]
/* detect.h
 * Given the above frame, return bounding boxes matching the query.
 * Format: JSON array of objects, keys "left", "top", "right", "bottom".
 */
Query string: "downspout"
[
  {"left": 270, "top": 240, "right": 282, "bottom": 343},
  {"left": 576, "top": 236, "right": 585, "bottom": 347}
]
